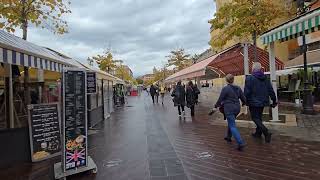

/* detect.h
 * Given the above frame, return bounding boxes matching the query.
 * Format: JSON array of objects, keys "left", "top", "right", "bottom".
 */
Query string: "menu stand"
[
  {"left": 54, "top": 156, "right": 97, "bottom": 180},
  {"left": 54, "top": 68, "right": 98, "bottom": 179}
]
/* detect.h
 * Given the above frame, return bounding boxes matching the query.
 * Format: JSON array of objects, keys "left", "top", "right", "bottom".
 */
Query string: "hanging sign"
[
  {"left": 27, "top": 103, "right": 61, "bottom": 162},
  {"left": 86, "top": 71, "right": 97, "bottom": 94},
  {"left": 62, "top": 68, "right": 87, "bottom": 172}
]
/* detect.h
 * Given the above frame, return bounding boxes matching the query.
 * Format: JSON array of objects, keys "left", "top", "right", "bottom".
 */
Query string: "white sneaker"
[{"left": 183, "top": 111, "right": 185, "bottom": 116}]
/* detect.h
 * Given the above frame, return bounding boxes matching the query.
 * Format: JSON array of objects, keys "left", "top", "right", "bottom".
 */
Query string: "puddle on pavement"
[
  {"left": 196, "top": 152, "right": 213, "bottom": 159},
  {"left": 103, "top": 159, "right": 123, "bottom": 168}
]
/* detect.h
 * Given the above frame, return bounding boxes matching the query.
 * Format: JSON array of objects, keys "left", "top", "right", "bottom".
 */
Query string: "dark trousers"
[
  {"left": 151, "top": 95, "right": 155, "bottom": 103},
  {"left": 249, "top": 106, "right": 269, "bottom": 136},
  {"left": 178, "top": 105, "right": 185, "bottom": 115},
  {"left": 155, "top": 95, "right": 158, "bottom": 103},
  {"left": 190, "top": 105, "right": 195, "bottom": 116}
]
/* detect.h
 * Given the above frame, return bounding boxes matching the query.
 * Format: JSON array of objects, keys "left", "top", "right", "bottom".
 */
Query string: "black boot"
[
  {"left": 251, "top": 133, "right": 262, "bottom": 138},
  {"left": 237, "top": 143, "right": 246, "bottom": 151},
  {"left": 224, "top": 137, "right": 232, "bottom": 143},
  {"left": 265, "top": 133, "right": 272, "bottom": 143}
]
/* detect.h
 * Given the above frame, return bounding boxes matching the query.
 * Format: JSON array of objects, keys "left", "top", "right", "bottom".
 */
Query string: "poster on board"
[
  {"left": 27, "top": 103, "right": 61, "bottom": 162},
  {"left": 86, "top": 71, "right": 97, "bottom": 94},
  {"left": 63, "top": 68, "right": 88, "bottom": 172}
]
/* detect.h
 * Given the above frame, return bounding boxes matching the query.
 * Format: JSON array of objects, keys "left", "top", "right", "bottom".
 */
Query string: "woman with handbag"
[{"left": 213, "top": 74, "right": 246, "bottom": 151}]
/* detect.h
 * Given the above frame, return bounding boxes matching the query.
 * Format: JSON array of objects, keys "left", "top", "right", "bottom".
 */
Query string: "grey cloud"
[{"left": 17, "top": 0, "right": 215, "bottom": 76}]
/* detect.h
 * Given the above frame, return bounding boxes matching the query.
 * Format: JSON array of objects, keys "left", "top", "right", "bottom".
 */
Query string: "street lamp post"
[{"left": 298, "top": 0, "right": 315, "bottom": 114}]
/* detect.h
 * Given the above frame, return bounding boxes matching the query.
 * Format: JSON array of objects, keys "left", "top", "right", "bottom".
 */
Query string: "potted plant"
[{"left": 297, "top": 68, "right": 316, "bottom": 104}]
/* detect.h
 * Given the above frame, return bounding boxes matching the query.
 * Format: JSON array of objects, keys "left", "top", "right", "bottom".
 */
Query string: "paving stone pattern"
[
  {"left": 146, "top": 106, "right": 187, "bottom": 180},
  {"left": 296, "top": 114, "right": 320, "bottom": 128}
]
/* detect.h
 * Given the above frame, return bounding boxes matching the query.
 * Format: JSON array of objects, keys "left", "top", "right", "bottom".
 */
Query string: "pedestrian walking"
[
  {"left": 171, "top": 81, "right": 186, "bottom": 116},
  {"left": 186, "top": 81, "right": 200, "bottom": 117},
  {"left": 213, "top": 74, "right": 246, "bottom": 151},
  {"left": 150, "top": 84, "right": 157, "bottom": 103},
  {"left": 160, "top": 85, "right": 166, "bottom": 104},
  {"left": 155, "top": 84, "right": 159, "bottom": 103},
  {"left": 167, "top": 87, "right": 171, "bottom": 93},
  {"left": 244, "top": 62, "right": 277, "bottom": 143},
  {"left": 194, "top": 84, "right": 200, "bottom": 104}
]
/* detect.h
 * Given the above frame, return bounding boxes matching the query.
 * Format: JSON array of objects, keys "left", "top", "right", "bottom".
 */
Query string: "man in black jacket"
[
  {"left": 150, "top": 85, "right": 157, "bottom": 103},
  {"left": 244, "top": 62, "right": 277, "bottom": 143},
  {"left": 186, "top": 81, "right": 200, "bottom": 117}
]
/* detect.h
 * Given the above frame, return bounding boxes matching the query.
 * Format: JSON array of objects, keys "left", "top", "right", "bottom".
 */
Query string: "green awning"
[{"left": 261, "top": 8, "right": 320, "bottom": 44}]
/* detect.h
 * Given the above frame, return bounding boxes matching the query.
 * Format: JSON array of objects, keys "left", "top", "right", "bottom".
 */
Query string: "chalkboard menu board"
[
  {"left": 86, "top": 72, "right": 97, "bottom": 94},
  {"left": 27, "top": 103, "right": 61, "bottom": 162},
  {"left": 63, "top": 69, "right": 88, "bottom": 172}
]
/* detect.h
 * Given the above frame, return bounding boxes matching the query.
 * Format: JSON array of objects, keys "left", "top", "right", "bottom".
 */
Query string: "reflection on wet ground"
[{"left": 1, "top": 93, "right": 320, "bottom": 180}]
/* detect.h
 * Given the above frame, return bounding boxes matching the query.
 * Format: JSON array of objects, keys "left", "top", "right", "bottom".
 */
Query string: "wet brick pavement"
[
  {"left": 0, "top": 92, "right": 320, "bottom": 180},
  {"left": 145, "top": 101, "right": 187, "bottom": 179}
]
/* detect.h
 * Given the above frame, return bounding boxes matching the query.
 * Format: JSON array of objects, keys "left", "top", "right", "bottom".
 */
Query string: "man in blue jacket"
[{"left": 244, "top": 62, "right": 277, "bottom": 143}]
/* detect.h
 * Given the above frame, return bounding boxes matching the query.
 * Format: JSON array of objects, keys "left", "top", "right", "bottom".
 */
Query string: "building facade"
[
  {"left": 123, "top": 65, "right": 133, "bottom": 77},
  {"left": 141, "top": 74, "right": 154, "bottom": 82}
]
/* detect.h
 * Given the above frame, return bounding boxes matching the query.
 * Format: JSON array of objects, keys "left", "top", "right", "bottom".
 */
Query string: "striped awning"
[
  {"left": 0, "top": 47, "right": 70, "bottom": 72},
  {"left": 261, "top": 8, "right": 320, "bottom": 44},
  {"left": 0, "top": 30, "right": 78, "bottom": 72}
]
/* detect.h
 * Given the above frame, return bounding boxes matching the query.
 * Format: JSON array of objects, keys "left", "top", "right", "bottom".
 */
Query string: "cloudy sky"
[{"left": 15, "top": 0, "right": 216, "bottom": 77}]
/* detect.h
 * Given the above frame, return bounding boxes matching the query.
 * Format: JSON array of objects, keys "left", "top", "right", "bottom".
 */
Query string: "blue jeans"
[{"left": 226, "top": 114, "right": 244, "bottom": 145}]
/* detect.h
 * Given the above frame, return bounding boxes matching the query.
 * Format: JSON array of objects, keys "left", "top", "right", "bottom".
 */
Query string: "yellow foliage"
[
  {"left": 209, "top": 0, "right": 295, "bottom": 49},
  {"left": 0, "top": 0, "right": 71, "bottom": 39},
  {"left": 166, "top": 48, "right": 191, "bottom": 71},
  {"left": 89, "top": 51, "right": 122, "bottom": 74},
  {"left": 115, "top": 65, "right": 133, "bottom": 82}
]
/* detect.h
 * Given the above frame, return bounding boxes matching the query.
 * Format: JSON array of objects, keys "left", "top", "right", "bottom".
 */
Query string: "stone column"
[{"left": 268, "top": 42, "right": 280, "bottom": 122}]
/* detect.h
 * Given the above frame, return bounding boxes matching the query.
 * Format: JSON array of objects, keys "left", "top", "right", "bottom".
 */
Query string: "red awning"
[
  {"left": 208, "top": 44, "right": 284, "bottom": 75},
  {"left": 165, "top": 54, "right": 219, "bottom": 82},
  {"left": 165, "top": 43, "right": 284, "bottom": 82}
]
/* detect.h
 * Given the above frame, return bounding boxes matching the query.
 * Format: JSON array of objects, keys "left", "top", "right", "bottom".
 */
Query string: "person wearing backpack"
[
  {"left": 171, "top": 81, "right": 186, "bottom": 116},
  {"left": 213, "top": 74, "right": 246, "bottom": 151},
  {"left": 244, "top": 62, "right": 277, "bottom": 143}
]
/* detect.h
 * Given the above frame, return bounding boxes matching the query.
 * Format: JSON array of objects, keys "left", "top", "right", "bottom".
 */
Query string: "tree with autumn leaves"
[
  {"left": 115, "top": 64, "right": 133, "bottom": 82},
  {"left": 209, "top": 0, "right": 295, "bottom": 61},
  {"left": 0, "top": 0, "right": 71, "bottom": 40},
  {"left": 88, "top": 50, "right": 122, "bottom": 74},
  {"left": 166, "top": 48, "right": 192, "bottom": 71},
  {"left": 89, "top": 50, "right": 137, "bottom": 83},
  {"left": 142, "top": 48, "right": 193, "bottom": 85}
]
